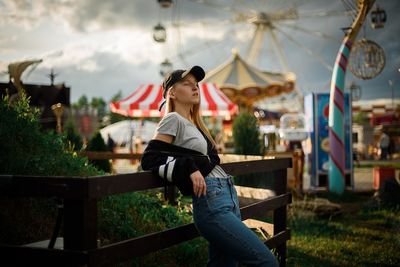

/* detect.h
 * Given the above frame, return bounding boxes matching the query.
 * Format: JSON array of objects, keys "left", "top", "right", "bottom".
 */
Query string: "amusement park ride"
[
  {"left": 153, "top": 0, "right": 360, "bottom": 112},
  {"left": 154, "top": 0, "right": 387, "bottom": 194}
]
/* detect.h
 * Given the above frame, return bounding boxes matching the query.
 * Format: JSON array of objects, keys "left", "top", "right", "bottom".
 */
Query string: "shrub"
[
  {"left": 0, "top": 93, "right": 99, "bottom": 176},
  {"left": 0, "top": 93, "right": 100, "bottom": 245},
  {"left": 0, "top": 94, "right": 208, "bottom": 266},
  {"left": 232, "top": 112, "right": 269, "bottom": 188},
  {"left": 63, "top": 119, "right": 83, "bottom": 151},
  {"left": 232, "top": 111, "right": 262, "bottom": 155},
  {"left": 98, "top": 191, "right": 208, "bottom": 266},
  {"left": 85, "top": 131, "right": 111, "bottom": 173}
]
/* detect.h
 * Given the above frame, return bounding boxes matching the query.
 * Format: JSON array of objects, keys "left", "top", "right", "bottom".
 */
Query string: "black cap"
[{"left": 159, "top": 65, "right": 205, "bottom": 111}]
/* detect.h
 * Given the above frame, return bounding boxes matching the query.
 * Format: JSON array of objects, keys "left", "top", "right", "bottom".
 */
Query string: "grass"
[
  {"left": 178, "top": 191, "right": 400, "bottom": 267},
  {"left": 149, "top": 191, "right": 400, "bottom": 267},
  {"left": 287, "top": 192, "right": 400, "bottom": 267},
  {"left": 3, "top": 189, "right": 398, "bottom": 266}
]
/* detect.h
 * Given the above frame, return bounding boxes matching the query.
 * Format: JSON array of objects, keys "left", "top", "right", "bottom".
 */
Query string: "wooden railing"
[
  {"left": 80, "top": 150, "right": 304, "bottom": 196},
  {"left": 78, "top": 151, "right": 143, "bottom": 160},
  {"left": 0, "top": 158, "right": 292, "bottom": 267}
]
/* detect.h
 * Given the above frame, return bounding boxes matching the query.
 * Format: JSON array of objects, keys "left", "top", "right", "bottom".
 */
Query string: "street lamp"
[
  {"left": 153, "top": 23, "right": 167, "bottom": 43},
  {"left": 349, "top": 81, "right": 362, "bottom": 102},
  {"left": 158, "top": 0, "right": 173, "bottom": 8},
  {"left": 370, "top": 5, "right": 387, "bottom": 29},
  {"left": 389, "top": 80, "right": 394, "bottom": 111},
  {"left": 160, "top": 59, "right": 173, "bottom": 77},
  {"left": 51, "top": 103, "right": 65, "bottom": 134}
]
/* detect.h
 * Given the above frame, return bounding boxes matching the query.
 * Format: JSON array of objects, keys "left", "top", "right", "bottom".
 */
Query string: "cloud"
[
  {"left": 0, "top": 0, "right": 249, "bottom": 33},
  {"left": 1, "top": 0, "right": 399, "bottom": 104},
  {"left": 34, "top": 29, "right": 166, "bottom": 70},
  {"left": 25, "top": 51, "right": 162, "bottom": 102},
  {"left": 77, "top": 59, "right": 102, "bottom": 73}
]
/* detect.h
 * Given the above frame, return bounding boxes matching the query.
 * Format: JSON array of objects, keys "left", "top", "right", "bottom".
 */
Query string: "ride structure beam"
[{"left": 247, "top": 24, "right": 266, "bottom": 66}]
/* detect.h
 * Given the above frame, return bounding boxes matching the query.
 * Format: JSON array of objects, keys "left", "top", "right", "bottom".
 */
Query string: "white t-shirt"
[{"left": 156, "top": 112, "right": 228, "bottom": 178}]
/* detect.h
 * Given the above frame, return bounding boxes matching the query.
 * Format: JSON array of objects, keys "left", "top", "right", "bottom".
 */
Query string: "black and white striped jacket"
[{"left": 140, "top": 134, "right": 220, "bottom": 196}]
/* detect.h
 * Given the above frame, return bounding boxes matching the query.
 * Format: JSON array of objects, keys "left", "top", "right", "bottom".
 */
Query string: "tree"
[
  {"left": 85, "top": 131, "right": 111, "bottom": 173},
  {"left": 63, "top": 119, "right": 83, "bottom": 151},
  {"left": 232, "top": 112, "right": 274, "bottom": 189},
  {"left": 353, "top": 111, "right": 369, "bottom": 125},
  {"left": 232, "top": 112, "right": 262, "bottom": 155},
  {"left": 72, "top": 95, "right": 89, "bottom": 112},
  {"left": 0, "top": 92, "right": 99, "bottom": 176},
  {"left": 110, "top": 90, "right": 123, "bottom": 102},
  {"left": 90, "top": 97, "right": 107, "bottom": 118},
  {"left": 109, "top": 90, "right": 127, "bottom": 124}
]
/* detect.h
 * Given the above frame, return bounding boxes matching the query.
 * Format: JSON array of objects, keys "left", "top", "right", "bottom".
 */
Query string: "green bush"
[
  {"left": 0, "top": 94, "right": 209, "bottom": 265},
  {"left": 98, "top": 191, "right": 208, "bottom": 266},
  {"left": 85, "top": 131, "right": 111, "bottom": 173},
  {"left": 232, "top": 112, "right": 268, "bottom": 188},
  {"left": 0, "top": 93, "right": 99, "bottom": 176},
  {"left": 232, "top": 112, "right": 262, "bottom": 155},
  {"left": 63, "top": 119, "right": 83, "bottom": 151},
  {"left": 0, "top": 93, "right": 100, "bottom": 245},
  {"left": 353, "top": 111, "right": 369, "bottom": 125},
  {"left": 99, "top": 191, "right": 191, "bottom": 241}
]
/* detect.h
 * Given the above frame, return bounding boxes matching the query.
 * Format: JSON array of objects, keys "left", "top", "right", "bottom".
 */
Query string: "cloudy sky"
[{"left": 1, "top": 0, "right": 399, "bottom": 105}]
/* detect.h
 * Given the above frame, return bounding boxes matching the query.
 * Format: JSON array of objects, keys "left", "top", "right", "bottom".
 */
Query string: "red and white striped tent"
[{"left": 110, "top": 83, "right": 238, "bottom": 118}]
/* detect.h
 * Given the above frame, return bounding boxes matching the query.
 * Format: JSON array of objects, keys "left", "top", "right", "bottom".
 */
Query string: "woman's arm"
[
  {"left": 149, "top": 133, "right": 206, "bottom": 197},
  {"left": 153, "top": 133, "right": 174, "bottom": 143}
]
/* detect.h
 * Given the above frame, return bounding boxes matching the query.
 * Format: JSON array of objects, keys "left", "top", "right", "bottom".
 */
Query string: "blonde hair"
[{"left": 164, "top": 86, "right": 217, "bottom": 149}]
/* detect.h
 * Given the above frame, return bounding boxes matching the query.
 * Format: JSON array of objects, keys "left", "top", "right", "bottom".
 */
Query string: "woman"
[{"left": 141, "top": 66, "right": 279, "bottom": 267}]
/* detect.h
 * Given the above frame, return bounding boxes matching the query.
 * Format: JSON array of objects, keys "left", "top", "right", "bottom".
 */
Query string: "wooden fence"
[{"left": 0, "top": 158, "right": 292, "bottom": 266}]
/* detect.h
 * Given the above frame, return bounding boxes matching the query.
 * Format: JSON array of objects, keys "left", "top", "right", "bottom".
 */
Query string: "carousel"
[{"left": 203, "top": 49, "right": 296, "bottom": 111}]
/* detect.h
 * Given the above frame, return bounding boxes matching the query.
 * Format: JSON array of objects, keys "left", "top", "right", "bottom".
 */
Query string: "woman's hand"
[{"left": 190, "top": 170, "right": 206, "bottom": 197}]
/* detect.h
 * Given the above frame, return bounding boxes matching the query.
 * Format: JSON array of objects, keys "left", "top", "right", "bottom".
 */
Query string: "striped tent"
[{"left": 110, "top": 83, "right": 238, "bottom": 118}]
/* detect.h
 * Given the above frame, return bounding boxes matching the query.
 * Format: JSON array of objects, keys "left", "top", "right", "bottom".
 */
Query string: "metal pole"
[
  {"left": 389, "top": 80, "right": 394, "bottom": 110},
  {"left": 51, "top": 103, "right": 64, "bottom": 134}
]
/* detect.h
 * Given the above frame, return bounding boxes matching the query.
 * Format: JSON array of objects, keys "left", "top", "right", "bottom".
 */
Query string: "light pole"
[
  {"left": 389, "top": 80, "right": 394, "bottom": 111},
  {"left": 349, "top": 81, "right": 362, "bottom": 102},
  {"left": 51, "top": 103, "right": 65, "bottom": 134},
  {"left": 160, "top": 59, "right": 173, "bottom": 77}
]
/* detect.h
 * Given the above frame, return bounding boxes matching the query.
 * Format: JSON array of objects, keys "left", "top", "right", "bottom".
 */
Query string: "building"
[
  {"left": 0, "top": 81, "right": 70, "bottom": 131},
  {"left": 352, "top": 98, "right": 400, "bottom": 159}
]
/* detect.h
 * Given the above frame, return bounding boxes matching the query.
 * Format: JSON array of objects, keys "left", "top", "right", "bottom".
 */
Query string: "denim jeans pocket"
[
  {"left": 204, "top": 184, "right": 227, "bottom": 214},
  {"left": 206, "top": 184, "right": 223, "bottom": 199}
]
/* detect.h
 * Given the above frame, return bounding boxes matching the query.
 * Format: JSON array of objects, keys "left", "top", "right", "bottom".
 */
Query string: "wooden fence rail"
[{"left": 0, "top": 158, "right": 292, "bottom": 267}]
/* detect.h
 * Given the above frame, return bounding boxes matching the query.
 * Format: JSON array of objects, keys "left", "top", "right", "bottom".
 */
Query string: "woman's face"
[{"left": 169, "top": 73, "right": 200, "bottom": 106}]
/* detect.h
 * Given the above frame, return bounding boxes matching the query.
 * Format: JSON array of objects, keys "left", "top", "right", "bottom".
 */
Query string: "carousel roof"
[{"left": 203, "top": 50, "right": 296, "bottom": 107}]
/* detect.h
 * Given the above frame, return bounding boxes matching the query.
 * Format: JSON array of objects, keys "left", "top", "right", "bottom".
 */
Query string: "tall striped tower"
[
  {"left": 328, "top": 38, "right": 352, "bottom": 194},
  {"left": 328, "top": 0, "right": 375, "bottom": 194}
]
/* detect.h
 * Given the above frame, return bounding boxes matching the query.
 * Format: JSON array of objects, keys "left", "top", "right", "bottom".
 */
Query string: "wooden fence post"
[
  {"left": 273, "top": 169, "right": 288, "bottom": 267},
  {"left": 166, "top": 185, "right": 178, "bottom": 205},
  {"left": 293, "top": 149, "right": 304, "bottom": 197},
  {"left": 63, "top": 198, "right": 98, "bottom": 266}
]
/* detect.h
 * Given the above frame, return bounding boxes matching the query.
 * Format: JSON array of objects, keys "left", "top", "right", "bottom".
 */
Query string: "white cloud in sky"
[
  {"left": 0, "top": 0, "right": 399, "bottom": 103},
  {"left": 77, "top": 59, "right": 102, "bottom": 73},
  {"left": 36, "top": 28, "right": 165, "bottom": 69}
]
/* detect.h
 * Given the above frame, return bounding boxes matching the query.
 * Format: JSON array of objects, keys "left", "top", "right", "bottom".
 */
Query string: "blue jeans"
[{"left": 192, "top": 175, "right": 279, "bottom": 267}]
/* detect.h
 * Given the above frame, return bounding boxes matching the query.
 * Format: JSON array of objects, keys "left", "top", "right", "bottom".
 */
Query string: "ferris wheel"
[{"left": 153, "top": 0, "right": 363, "bottom": 111}]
